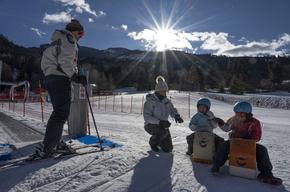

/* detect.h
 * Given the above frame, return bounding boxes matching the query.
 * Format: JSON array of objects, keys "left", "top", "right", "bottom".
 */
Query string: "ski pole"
[{"left": 80, "top": 68, "right": 103, "bottom": 150}]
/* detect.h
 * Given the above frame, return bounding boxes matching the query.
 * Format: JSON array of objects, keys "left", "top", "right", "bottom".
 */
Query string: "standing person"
[
  {"left": 186, "top": 98, "right": 225, "bottom": 155},
  {"left": 211, "top": 101, "right": 282, "bottom": 186},
  {"left": 143, "top": 76, "right": 184, "bottom": 152},
  {"left": 33, "top": 19, "right": 87, "bottom": 159}
]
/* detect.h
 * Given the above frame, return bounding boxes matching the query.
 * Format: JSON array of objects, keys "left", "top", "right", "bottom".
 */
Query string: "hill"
[{"left": 1, "top": 33, "right": 290, "bottom": 93}]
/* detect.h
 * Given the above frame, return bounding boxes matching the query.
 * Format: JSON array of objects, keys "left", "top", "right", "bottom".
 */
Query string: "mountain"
[{"left": 1, "top": 33, "right": 290, "bottom": 93}]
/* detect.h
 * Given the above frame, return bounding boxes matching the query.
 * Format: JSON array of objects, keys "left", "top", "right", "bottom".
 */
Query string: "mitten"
[
  {"left": 159, "top": 120, "right": 171, "bottom": 128},
  {"left": 241, "top": 133, "right": 253, "bottom": 140},
  {"left": 175, "top": 115, "right": 184, "bottom": 123},
  {"left": 71, "top": 74, "right": 88, "bottom": 86},
  {"left": 206, "top": 111, "right": 215, "bottom": 119},
  {"left": 213, "top": 117, "right": 225, "bottom": 126}
]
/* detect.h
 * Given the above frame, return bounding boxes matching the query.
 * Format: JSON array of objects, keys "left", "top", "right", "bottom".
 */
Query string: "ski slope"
[{"left": 0, "top": 92, "right": 289, "bottom": 192}]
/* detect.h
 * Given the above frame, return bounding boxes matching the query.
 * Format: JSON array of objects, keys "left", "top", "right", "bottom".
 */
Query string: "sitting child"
[
  {"left": 211, "top": 101, "right": 282, "bottom": 186},
  {"left": 186, "top": 98, "right": 225, "bottom": 155}
]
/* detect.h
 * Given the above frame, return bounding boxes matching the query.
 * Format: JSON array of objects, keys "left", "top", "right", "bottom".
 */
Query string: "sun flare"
[{"left": 155, "top": 29, "right": 175, "bottom": 51}]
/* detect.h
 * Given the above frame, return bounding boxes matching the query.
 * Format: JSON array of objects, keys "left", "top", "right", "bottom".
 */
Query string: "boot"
[{"left": 186, "top": 145, "right": 193, "bottom": 155}]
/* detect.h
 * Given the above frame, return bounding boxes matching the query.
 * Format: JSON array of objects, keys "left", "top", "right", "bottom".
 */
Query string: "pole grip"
[{"left": 79, "top": 68, "right": 84, "bottom": 76}]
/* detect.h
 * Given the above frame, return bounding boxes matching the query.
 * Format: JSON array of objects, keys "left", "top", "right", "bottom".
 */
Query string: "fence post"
[
  {"left": 130, "top": 96, "right": 133, "bottom": 113},
  {"left": 141, "top": 96, "right": 144, "bottom": 114},
  {"left": 98, "top": 95, "right": 100, "bottom": 109},
  {"left": 188, "top": 95, "right": 190, "bottom": 117},
  {"left": 113, "top": 95, "right": 115, "bottom": 111},
  {"left": 105, "top": 96, "right": 107, "bottom": 110},
  {"left": 92, "top": 95, "right": 94, "bottom": 109},
  {"left": 9, "top": 90, "right": 10, "bottom": 111},
  {"left": 121, "top": 96, "right": 123, "bottom": 112}
]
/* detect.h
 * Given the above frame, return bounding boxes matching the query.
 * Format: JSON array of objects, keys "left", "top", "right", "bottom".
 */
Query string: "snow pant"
[
  {"left": 144, "top": 124, "right": 173, "bottom": 152},
  {"left": 43, "top": 75, "right": 72, "bottom": 153},
  {"left": 186, "top": 132, "right": 225, "bottom": 154},
  {"left": 212, "top": 140, "right": 274, "bottom": 178}
]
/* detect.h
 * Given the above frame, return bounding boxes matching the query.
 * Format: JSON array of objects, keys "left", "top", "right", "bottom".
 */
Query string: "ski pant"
[
  {"left": 43, "top": 75, "right": 72, "bottom": 153},
  {"left": 144, "top": 124, "right": 173, "bottom": 152},
  {"left": 186, "top": 132, "right": 225, "bottom": 154},
  {"left": 212, "top": 140, "right": 274, "bottom": 178}
]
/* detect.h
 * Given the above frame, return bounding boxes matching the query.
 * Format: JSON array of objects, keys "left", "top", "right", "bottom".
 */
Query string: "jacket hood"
[
  {"left": 146, "top": 93, "right": 169, "bottom": 102},
  {"left": 50, "top": 30, "right": 75, "bottom": 41},
  {"left": 145, "top": 93, "right": 155, "bottom": 100}
]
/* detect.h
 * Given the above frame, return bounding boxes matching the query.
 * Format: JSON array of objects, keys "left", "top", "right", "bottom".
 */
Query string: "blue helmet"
[
  {"left": 197, "top": 98, "right": 211, "bottom": 111},
  {"left": 233, "top": 101, "right": 252, "bottom": 114}
]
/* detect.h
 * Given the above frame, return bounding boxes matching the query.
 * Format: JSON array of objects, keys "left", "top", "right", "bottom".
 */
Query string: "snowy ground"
[{"left": 0, "top": 92, "right": 289, "bottom": 192}]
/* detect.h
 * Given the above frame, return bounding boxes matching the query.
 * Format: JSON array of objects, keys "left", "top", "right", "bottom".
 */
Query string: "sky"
[{"left": 1, "top": 0, "right": 290, "bottom": 57}]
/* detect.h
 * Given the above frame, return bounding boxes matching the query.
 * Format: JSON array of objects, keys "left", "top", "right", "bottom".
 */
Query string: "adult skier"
[
  {"left": 33, "top": 19, "right": 87, "bottom": 159},
  {"left": 143, "top": 76, "right": 184, "bottom": 152},
  {"left": 211, "top": 101, "right": 282, "bottom": 186}
]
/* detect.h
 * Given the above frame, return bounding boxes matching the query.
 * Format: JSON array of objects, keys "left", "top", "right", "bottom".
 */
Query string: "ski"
[
  {"left": 0, "top": 141, "right": 104, "bottom": 168},
  {"left": 71, "top": 140, "right": 104, "bottom": 150},
  {"left": 0, "top": 144, "right": 116, "bottom": 170},
  {"left": 54, "top": 144, "right": 116, "bottom": 159}
]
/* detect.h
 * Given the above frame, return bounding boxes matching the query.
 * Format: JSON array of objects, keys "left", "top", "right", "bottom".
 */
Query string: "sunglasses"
[
  {"left": 78, "top": 31, "right": 84, "bottom": 37},
  {"left": 235, "top": 112, "right": 246, "bottom": 117}
]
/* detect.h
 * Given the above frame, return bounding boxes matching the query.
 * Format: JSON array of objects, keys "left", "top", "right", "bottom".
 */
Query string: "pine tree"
[
  {"left": 268, "top": 62, "right": 283, "bottom": 86},
  {"left": 229, "top": 75, "right": 244, "bottom": 95},
  {"left": 219, "top": 84, "right": 225, "bottom": 93}
]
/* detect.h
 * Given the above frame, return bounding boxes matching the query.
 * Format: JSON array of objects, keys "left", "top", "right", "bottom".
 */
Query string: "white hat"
[{"left": 155, "top": 76, "right": 168, "bottom": 92}]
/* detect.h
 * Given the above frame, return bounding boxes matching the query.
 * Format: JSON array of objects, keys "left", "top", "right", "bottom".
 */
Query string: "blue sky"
[{"left": 1, "top": 0, "right": 290, "bottom": 57}]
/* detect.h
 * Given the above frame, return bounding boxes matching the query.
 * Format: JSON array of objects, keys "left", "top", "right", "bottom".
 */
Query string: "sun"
[{"left": 155, "top": 29, "right": 175, "bottom": 51}]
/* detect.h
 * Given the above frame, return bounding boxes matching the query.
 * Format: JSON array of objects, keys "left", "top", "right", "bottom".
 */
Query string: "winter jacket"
[
  {"left": 143, "top": 93, "right": 179, "bottom": 126},
  {"left": 220, "top": 115, "right": 261, "bottom": 142},
  {"left": 41, "top": 30, "right": 79, "bottom": 78},
  {"left": 188, "top": 111, "right": 218, "bottom": 132}
]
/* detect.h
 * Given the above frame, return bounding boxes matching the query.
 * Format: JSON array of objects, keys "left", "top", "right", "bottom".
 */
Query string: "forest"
[{"left": 1, "top": 33, "right": 290, "bottom": 95}]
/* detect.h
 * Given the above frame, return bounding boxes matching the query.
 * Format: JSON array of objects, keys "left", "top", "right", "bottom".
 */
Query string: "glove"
[
  {"left": 71, "top": 73, "right": 88, "bottom": 86},
  {"left": 213, "top": 117, "right": 225, "bottom": 126},
  {"left": 175, "top": 115, "right": 184, "bottom": 123},
  {"left": 241, "top": 134, "right": 253, "bottom": 140},
  {"left": 159, "top": 120, "right": 171, "bottom": 128}
]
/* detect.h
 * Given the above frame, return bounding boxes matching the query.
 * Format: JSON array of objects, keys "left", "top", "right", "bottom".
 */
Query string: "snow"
[
  {"left": 117, "top": 52, "right": 158, "bottom": 62},
  {"left": 0, "top": 92, "right": 289, "bottom": 192}
]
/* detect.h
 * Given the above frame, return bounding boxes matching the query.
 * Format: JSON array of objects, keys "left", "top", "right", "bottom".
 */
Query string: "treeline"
[
  {"left": 1, "top": 33, "right": 290, "bottom": 95},
  {"left": 79, "top": 51, "right": 290, "bottom": 94}
]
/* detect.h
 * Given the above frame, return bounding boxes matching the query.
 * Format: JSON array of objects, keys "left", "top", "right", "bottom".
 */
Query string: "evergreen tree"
[
  {"left": 188, "top": 64, "right": 204, "bottom": 91},
  {"left": 107, "top": 73, "right": 115, "bottom": 94},
  {"left": 229, "top": 75, "right": 244, "bottom": 95},
  {"left": 239, "top": 58, "right": 249, "bottom": 81},
  {"left": 268, "top": 62, "right": 283, "bottom": 86},
  {"left": 219, "top": 84, "right": 225, "bottom": 93}
]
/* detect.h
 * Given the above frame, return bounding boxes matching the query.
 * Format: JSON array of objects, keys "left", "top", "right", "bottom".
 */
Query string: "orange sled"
[{"left": 229, "top": 138, "right": 256, "bottom": 179}]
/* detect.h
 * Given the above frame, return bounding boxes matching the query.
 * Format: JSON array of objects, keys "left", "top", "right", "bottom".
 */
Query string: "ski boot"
[
  {"left": 56, "top": 140, "right": 76, "bottom": 154},
  {"left": 257, "top": 174, "right": 283, "bottom": 186}
]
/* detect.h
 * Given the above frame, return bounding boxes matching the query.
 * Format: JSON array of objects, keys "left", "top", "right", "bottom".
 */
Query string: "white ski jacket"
[
  {"left": 41, "top": 30, "right": 79, "bottom": 78},
  {"left": 143, "top": 93, "right": 179, "bottom": 126}
]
